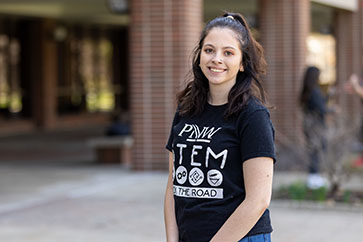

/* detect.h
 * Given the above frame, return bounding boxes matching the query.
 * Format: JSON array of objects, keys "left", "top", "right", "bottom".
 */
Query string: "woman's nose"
[{"left": 212, "top": 54, "right": 223, "bottom": 64}]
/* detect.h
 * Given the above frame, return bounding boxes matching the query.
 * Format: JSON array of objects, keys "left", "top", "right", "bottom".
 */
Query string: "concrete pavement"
[
  {"left": 0, "top": 163, "right": 362, "bottom": 242},
  {"left": 1, "top": 128, "right": 362, "bottom": 241}
]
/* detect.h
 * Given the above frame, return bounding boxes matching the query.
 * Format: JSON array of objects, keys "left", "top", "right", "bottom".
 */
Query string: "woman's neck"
[
  {"left": 208, "top": 82, "right": 235, "bottom": 105},
  {"left": 208, "top": 91, "right": 228, "bottom": 105}
]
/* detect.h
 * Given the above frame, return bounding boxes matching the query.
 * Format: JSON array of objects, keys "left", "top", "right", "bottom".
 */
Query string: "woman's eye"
[
  {"left": 225, "top": 51, "right": 233, "bottom": 56},
  {"left": 204, "top": 48, "right": 213, "bottom": 53}
]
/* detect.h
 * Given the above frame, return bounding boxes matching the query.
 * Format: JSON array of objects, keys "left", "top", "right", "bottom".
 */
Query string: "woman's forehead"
[{"left": 203, "top": 27, "right": 241, "bottom": 48}]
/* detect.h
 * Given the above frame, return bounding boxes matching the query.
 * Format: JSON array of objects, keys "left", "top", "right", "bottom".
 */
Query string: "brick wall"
[
  {"left": 259, "top": 0, "right": 310, "bottom": 146},
  {"left": 129, "top": 0, "right": 362, "bottom": 170},
  {"left": 129, "top": 0, "right": 202, "bottom": 170},
  {"left": 335, "top": 1, "right": 362, "bottom": 126}
]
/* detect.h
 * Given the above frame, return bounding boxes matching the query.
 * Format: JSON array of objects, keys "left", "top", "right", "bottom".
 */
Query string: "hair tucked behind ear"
[{"left": 177, "top": 12, "right": 269, "bottom": 119}]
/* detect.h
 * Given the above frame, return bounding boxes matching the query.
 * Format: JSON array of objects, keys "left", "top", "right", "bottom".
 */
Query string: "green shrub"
[
  {"left": 342, "top": 190, "right": 352, "bottom": 203},
  {"left": 287, "top": 182, "right": 307, "bottom": 201},
  {"left": 309, "top": 186, "right": 327, "bottom": 201},
  {"left": 277, "top": 182, "right": 327, "bottom": 201}
]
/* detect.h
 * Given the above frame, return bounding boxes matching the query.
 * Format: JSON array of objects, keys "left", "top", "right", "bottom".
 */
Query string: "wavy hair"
[{"left": 177, "top": 12, "right": 268, "bottom": 118}]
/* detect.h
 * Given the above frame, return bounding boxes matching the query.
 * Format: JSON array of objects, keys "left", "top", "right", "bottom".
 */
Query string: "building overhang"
[
  {"left": 0, "top": 0, "right": 129, "bottom": 26},
  {"left": 311, "top": 0, "right": 358, "bottom": 11}
]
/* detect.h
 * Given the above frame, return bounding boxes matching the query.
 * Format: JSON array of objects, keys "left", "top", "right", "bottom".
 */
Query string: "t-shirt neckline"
[{"left": 206, "top": 102, "right": 228, "bottom": 108}]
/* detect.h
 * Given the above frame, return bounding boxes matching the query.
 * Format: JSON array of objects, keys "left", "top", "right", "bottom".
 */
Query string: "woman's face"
[{"left": 200, "top": 27, "right": 243, "bottom": 88}]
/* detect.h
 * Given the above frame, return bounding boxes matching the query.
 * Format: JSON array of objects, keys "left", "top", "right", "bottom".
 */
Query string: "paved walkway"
[
  {"left": 0, "top": 128, "right": 363, "bottom": 241},
  {"left": 0, "top": 163, "right": 362, "bottom": 242}
]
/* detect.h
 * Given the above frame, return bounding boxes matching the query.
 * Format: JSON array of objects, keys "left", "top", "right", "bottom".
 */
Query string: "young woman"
[
  {"left": 164, "top": 12, "right": 276, "bottom": 242},
  {"left": 299, "top": 66, "right": 329, "bottom": 189}
]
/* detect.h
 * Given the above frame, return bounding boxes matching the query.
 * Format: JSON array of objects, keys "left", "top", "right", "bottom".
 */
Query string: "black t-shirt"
[{"left": 166, "top": 98, "right": 276, "bottom": 242}]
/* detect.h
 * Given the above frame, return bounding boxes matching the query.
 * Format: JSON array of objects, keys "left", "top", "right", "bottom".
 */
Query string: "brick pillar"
[
  {"left": 335, "top": 1, "right": 362, "bottom": 122},
  {"left": 129, "top": 0, "right": 202, "bottom": 170},
  {"left": 259, "top": 0, "right": 310, "bottom": 145},
  {"left": 32, "top": 19, "right": 58, "bottom": 129}
]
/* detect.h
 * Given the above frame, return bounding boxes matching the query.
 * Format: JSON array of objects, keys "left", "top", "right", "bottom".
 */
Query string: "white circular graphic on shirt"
[
  {"left": 207, "top": 169, "right": 223, "bottom": 187},
  {"left": 176, "top": 166, "right": 187, "bottom": 184},
  {"left": 172, "top": 165, "right": 175, "bottom": 182},
  {"left": 188, "top": 167, "right": 204, "bottom": 186}
]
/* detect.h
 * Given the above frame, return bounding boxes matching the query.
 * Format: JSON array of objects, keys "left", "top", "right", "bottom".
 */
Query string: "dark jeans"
[
  {"left": 308, "top": 137, "right": 326, "bottom": 174},
  {"left": 308, "top": 148, "right": 320, "bottom": 174},
  {"left": 238, "top": 233, "right": 271, "bottom": 242}
]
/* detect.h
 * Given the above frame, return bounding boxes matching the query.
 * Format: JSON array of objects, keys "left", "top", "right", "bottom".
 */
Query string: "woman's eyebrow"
[
  {"left": 223, "top": 46, "right": 237, "bottom": 50},
  {"left": 203, "top": 43, "right": 237, "bottom": 50},
  {"left": 203, "top": 43, "right": 214, "bottom": 48}
]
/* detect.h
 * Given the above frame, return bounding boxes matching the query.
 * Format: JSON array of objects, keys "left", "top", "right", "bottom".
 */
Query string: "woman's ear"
[{"left": 240, "top": 65, "right": 244, "bottom": 72}]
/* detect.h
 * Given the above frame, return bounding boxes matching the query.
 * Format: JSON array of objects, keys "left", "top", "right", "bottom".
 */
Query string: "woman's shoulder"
[
  {"left": 235, "top": 97, "right": 274, "bottom": 136},
  {"left": 239, "top": 97, "right": 270, "bottom": 119}
]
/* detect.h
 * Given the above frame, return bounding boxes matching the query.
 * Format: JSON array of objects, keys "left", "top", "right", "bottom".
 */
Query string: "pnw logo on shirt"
[
  {"left": 173, "top": 123, "right": 228, "bottom": 199},
  {"left": 178, "top": 123, "right": 222, "bottom": 143}
]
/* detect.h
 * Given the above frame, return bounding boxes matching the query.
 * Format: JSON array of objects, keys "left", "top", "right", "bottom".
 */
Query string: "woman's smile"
[{"left": 209, "top": 66, "right": 226, "bottom": 74}]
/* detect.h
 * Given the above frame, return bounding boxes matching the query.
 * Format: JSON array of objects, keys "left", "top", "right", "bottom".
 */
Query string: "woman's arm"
[
  {"left": 211, "top": 157, "right": 274, "bottom": 242},
  {"left": 164, "top": 152, "right": 179, "bottom": 242},
  {"left": 349, "top": 74, "right": 363, "bottom": 99}
]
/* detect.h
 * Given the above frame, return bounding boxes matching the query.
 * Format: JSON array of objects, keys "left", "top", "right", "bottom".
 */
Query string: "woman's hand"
[{"left": 210, "top": 157, "right": 274, "bottom": 242}]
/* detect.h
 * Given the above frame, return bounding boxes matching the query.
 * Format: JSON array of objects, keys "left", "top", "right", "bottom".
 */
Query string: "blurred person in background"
[
  {"left": 300, "top": 66, "right": 334, "bottom": 189},
  {"left": 105, "top": 111, "right": 130, "bottom": 136},
  {"left": 348, "top": 73, "right": 363, "bottom": 98},
  {"left": 346, "top": 73, "right": 363, "bottom": 167}
]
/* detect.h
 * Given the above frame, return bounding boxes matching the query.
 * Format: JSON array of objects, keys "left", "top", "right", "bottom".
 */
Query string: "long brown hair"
[
  {"left": 300, "top": 66, "right": 321, "bottom": 106},
  {"left": 177, "top": 12, "right": 268, "bottom": 118}
]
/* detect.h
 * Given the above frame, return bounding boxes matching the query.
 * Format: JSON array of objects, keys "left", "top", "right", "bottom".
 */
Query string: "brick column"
[
  {"left": 259, "top": 0, "right": 310, "bottom": 145},
  {"left": 32, "top": 19, "right": 58, "bottom": 129},
  {"left": 335, "top": 1, "right": 363, "bottom": 122},
  {"left": 129, "top": 0, "right": 202, "bottom": 170}
]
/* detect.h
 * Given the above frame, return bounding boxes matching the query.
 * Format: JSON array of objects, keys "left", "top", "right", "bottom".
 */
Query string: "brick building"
[{"left": 0, "top": 0, "right": 362, "bottom": 169}]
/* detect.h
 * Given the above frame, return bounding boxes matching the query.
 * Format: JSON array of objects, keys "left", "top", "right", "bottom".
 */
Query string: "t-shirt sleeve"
[
  {"left": 238, "top": 109, "right": 276, "bottom": 163},
  {"left": 166, "top": 111, "right": 179, "bottom": 152}
]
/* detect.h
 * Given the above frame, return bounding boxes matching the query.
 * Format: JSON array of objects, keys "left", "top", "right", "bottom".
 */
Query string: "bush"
[{"left": 277, "top": 182, "right": 327, "bottom": 202}]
